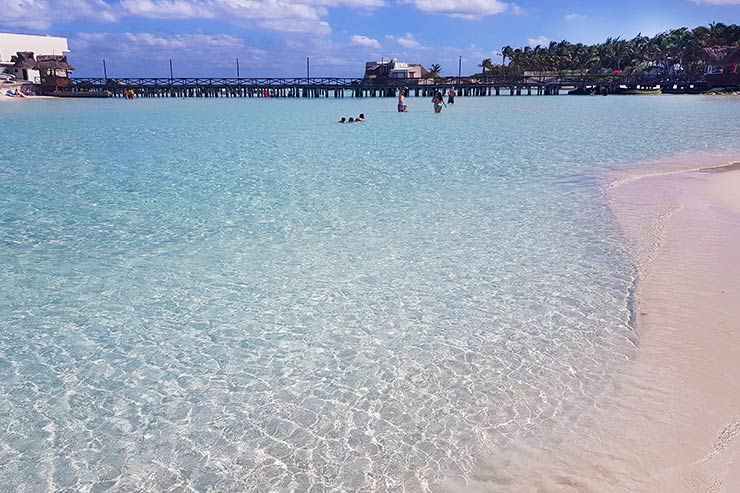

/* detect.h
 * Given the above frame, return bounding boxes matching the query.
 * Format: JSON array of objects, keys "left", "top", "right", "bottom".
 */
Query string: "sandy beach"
[
  {"left": 0, "top": 94, "right": 55, "bottom": 102},
  {"left": 606, "top": 161, "right": 740, "bottom": 491},
  {"left": 448, "top": 160, "right": 740, "bottom": 492},
  {"left": 0, "top": 82, "right": 56, "bottom": 103},
  {"left": 0, "top": 94, "right": 21, "bottom": 102}
]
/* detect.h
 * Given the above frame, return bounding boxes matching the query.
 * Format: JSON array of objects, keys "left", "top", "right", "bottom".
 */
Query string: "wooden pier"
[{"left": 67, "top": 75, "right": 711, "bottom": 99}]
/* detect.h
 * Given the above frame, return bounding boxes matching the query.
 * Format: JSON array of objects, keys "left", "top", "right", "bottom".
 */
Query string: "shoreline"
[
  {"left": 0, "top": 94, "right": 57, "bottom": 103},
  {"left": 605, "top": 159, "right": 740, "bottom": 491},
  {"left": 444, "top": 157, "right": 740, "bottom": 492}
]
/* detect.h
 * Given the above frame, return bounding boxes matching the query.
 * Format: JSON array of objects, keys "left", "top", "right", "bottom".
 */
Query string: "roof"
[
  {"left": 11, "top": 51, "right": 36, "bottom": 69},
  {"left": 35, "top": 54, "right": 74, "bottom": 71},
  {"left": 702, "top": 46, "right": 740, "bottom": 65}
]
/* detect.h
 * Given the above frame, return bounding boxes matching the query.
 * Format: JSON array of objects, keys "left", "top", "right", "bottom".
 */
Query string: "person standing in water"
[
  {"left": 447, "top": 87, "right": 456, "bottom": 105},
  {"left": 432, "top": 91, "right": 446, "bottom": 113},
  {"left": 398, "top": 87, "right": 408, "bottom": 112}
]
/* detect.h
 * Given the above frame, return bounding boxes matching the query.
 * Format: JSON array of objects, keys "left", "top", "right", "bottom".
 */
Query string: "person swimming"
[
  {"left": 357, "top": 113, "right": 365, "bottom": 122},
  {"left": 348, "top": 117, "right": 355, "bottom": 123},
  {"left": 339, "top": 117, "right": 347, "bottom": 123},
  {"left": 398, "top": 87, "right": 408, "bottom": 112}
]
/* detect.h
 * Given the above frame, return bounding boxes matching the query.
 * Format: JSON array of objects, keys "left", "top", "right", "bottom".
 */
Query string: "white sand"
[
  {"left": 609, "top": 163, "right": 740, "bottom": 492},
  {"left": 0, "top": 93, "right": 56, "bottom": 102},
  {"left": 439, "top": 161, "right": 740, "bottom": 492}
]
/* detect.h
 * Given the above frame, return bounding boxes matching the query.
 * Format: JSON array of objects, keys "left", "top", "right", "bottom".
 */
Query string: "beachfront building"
[
  {"left": 35, "top": 55, "right": 75, "bottom": 93},
  {"left": 364, "top": 58, "right": 429, "bottom": 80},
  {"left": 702, "top": 45, "right": 740, "bottom": 87},
  {"left": 0, "top": 33, "right": 70, "bottom": 82},
  {"left": 9, "top": 51, "right": 37, "bottom": 82}
]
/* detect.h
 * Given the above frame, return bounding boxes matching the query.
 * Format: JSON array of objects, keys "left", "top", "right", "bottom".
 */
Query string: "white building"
[
  {"left": 364, "top": 58, "right": 428, "bottom": 79},
  {"left": 0, "top": 33, "right": 69, "bottom": 82},
  {"left": 389, "top": 61, "right": 425, "bottom": 79}
]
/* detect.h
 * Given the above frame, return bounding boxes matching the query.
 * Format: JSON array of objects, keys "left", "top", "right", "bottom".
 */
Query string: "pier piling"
[{"left": 69, "top": 74, "right": 705, "bottom": 99}]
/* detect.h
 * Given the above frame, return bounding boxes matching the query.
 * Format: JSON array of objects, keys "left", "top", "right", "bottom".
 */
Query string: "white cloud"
[
  {"left": 119, "top": 0, "right": 213, "bottom": 18},
  {"left": 0, "top": 0, "right": 380, "bottom": 35},
  {"left": 0, "top": 0, "right": 52, "bottom": 30},
  {"left": 258, "top": 18, "right": 331, "bottom": 34},
  {"left": 121, "top": 0, "right": 319, "bottom": 21},
  {"left": 407, "top": 0, "right": 518, "bottom": 19},
  {"left": 564, "top": 12, "right": 584, "bottom": 21},
  {"left": 115, "top": 0, "right": 334, "bottom": 34},
  {"left": 527, "top": 35, "right": 550, "bottom": 47},
  {"left": 219, "top": 0, "right": 322, "bottom": 20},
  {"left": 386, "top": 32, "right": 422, "bottom": 49},
  {"left": 75, "top": 32, "right": 265, "bottom": 57},
  {"left": 692, "top": 0, "right": 740, "bottom": 4},
  {"left": 72, "top": 32, "right": 268, "bottom": 75},
  {"left": 350, "top": 34, "right": 381, "bottom": 49},
  {"left": 306, "top": 0, "right": 385, "bottom": 6},
  {"left": 0, "top": 0, "right": 115, "bottom": 31}
]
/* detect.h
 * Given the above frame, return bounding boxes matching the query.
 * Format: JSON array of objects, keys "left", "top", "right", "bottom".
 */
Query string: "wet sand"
[
  {"left": 609, "top": 162, "right": 740, "bottom": 492},
  {"left": 442, "top": 161, "right": 740, "bottom": 492}
]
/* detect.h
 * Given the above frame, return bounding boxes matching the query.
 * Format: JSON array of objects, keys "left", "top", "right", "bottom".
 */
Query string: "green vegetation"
[
  {"left": 428, "top": 64, "right": 442, "bottom": 78},
  {"left": 477, "top": 23, "right": 740, "bottom": 77}
]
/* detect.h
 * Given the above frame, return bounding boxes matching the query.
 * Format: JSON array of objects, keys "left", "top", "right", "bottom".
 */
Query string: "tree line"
[{"left": 470, "top": 22, "right": 740, "bottom": 78}]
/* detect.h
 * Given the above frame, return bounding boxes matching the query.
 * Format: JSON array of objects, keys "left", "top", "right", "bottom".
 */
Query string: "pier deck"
[{"left": 67, "top": 75, "right": 710, "bottom": 98}]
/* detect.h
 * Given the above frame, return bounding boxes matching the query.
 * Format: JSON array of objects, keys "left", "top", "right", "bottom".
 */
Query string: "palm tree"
[
  {"left": 486, "top": 22, "right": 739, "bottom": 79},
  {"left": 428, "top": 64, "right": 442, "bottom": 78},
  {"left": 478, "top": 58, "right": 493, "bottom": 75},
  {"left": 613, "top": 40, "right": 632, "bottom": 71},
  {"left": 708, "top": 22, "right": 728, "bottom": 45}
]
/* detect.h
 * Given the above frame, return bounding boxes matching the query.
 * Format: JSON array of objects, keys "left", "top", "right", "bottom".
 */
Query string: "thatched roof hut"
[
  {"left": 35, "top": 54, "right": 74, "bottom": 72},
  {"left": 10, "top": 51, "right": 37, "bottom": 69},
  {"left": 702, "top": 46, "right": 740, "bottom": 65}
]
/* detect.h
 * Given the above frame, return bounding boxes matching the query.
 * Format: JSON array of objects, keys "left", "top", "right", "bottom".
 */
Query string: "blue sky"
[{"left": 2, "top": 0, "right": 740, "bottom": 77}]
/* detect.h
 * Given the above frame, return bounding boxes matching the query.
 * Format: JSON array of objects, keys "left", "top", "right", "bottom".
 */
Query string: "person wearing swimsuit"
[
  {"left": 398, "top": 87, "right": 408, "bottom": 112},
  {"left": 432, "top": 91, "right": 446, "bottom": 113}
]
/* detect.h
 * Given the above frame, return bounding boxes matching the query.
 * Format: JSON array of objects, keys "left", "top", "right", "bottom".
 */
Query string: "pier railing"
[
  {"left": 66, "top": 74, "right": 709, "bottom": 98},
  {"left": 71, "top": 75, "right": 626, "bottom": 87}
]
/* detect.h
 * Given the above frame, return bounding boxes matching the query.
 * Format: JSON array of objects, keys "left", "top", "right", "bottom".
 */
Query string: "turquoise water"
[{"left": 1, "top": 95, "right": 739, "bottom": 492}]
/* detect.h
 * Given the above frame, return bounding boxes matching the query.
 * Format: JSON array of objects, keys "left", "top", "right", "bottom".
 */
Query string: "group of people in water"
[
  {"left": 399, "top": 86, "right": 456, "bottom": 113},
  {"left": 339, "top": 86, "right": 458, "bottom": 123},
  {"left": 339, "top": 114, "right": 366, "bottom": 123}
]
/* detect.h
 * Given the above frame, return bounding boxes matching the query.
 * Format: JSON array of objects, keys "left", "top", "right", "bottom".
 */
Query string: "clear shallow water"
[{"left": 1, "top": 95, "right": 739, "bottom": 492}]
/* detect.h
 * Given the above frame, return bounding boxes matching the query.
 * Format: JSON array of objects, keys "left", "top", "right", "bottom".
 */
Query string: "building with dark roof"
[{"left": 1, "top": 33, "right": 70, "bottom": 82}]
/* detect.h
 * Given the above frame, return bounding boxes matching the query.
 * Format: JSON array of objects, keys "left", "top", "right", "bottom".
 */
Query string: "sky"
[{"left": 2, "top": 0, "right": 740, "bottom": 77}]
